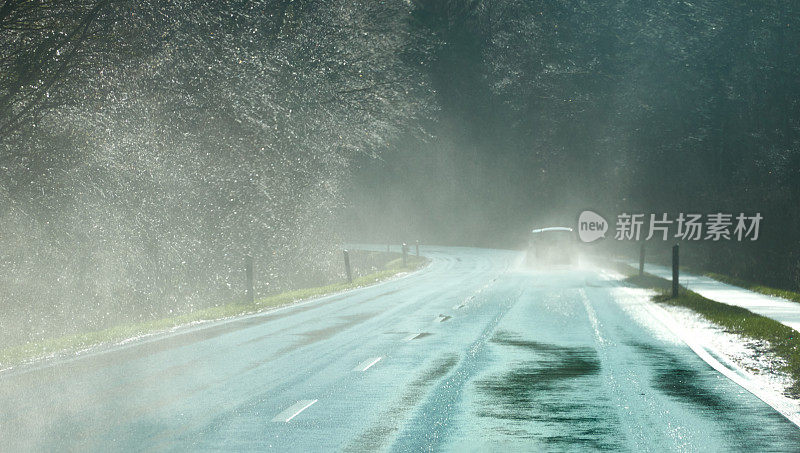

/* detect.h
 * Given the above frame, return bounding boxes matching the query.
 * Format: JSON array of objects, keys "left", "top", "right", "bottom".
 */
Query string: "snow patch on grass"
[
  {"left": 663, "top": 304, "right": 795, "bottom": 398},
  {"left": 605, "top": 275, "right": 800, "bottom": 427}
]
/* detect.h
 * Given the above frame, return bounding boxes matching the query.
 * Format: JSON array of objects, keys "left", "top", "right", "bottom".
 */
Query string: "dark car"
[{"left": 526, "top": 227, "right": 576, "bottom": 266}]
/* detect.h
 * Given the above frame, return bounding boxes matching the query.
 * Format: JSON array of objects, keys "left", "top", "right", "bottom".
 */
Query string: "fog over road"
[{"left": 2, "top": 247, "right": 799, "bottom": 451}]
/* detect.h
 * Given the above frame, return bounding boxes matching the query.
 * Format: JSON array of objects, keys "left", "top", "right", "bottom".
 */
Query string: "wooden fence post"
[
  {"left": 672, "top": 244, "right": 679, "bottom": 298},
  {"left": 639, "top": 242, "right": 645, "bottom": 277},
  {"left": 245, "top": 255, "right": 254, "bottom": 304},
  {"left": 343, "top": 249, "right": 353, "bottom": 283}
]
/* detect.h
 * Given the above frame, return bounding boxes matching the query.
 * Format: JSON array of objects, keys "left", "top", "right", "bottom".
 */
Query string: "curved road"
[{"left": 2, "top": 246, "right": 799, "bottom": 451}]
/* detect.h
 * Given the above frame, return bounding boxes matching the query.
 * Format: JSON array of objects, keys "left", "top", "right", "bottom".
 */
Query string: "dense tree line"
[
  {"left": 0, "top": 1, "right": 431, "bottom": 346},
  {"left": 354, "top": 0, "right": 800, "bottom": 289},
  {"left": 3, "top": 0, "right": 799, "bottom": 347}
]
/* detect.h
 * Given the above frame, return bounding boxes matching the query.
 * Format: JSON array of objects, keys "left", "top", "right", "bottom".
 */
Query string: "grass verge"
[
  {"left": 613, "top": 255, "right": 800, "bottom": 305},
  {"left": 620, "top": 265, "right": 800, "bottom": 398},
  {"left": 0, "top": 255, "right": 428, "bottom": 370},
  {"left": 703, "top": 272, "right": 800, "bottom": 305}
]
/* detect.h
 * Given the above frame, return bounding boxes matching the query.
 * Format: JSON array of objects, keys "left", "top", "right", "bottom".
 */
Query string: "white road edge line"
[
  {"left": 640, "top": 300, "right": 800, "bottom": 428},
  {"left": 272, "top": 399, "right": 318, "bottom": 423},
  {"left": 603, "top": 272, "right": 800, "bottom": 429},
  {"left": 355, "top": 357, "right": 382, "bottom": 372}
]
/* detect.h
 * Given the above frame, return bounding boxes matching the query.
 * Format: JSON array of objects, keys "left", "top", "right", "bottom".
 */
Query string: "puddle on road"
[
  {"left": 343, "top": 353, "right": 459, "bottom": 452},
  {"left": 627, "top": 341, "right": 728, "bottom": 411},
  {"left": 626, "top": 340, "right": 800, "bottom": 450},
  {"left": 274, "top": 311, "right": 381, "bottom": 355},
  {"left": 475, "top": 331, "right": 622, "bottom": 449}
]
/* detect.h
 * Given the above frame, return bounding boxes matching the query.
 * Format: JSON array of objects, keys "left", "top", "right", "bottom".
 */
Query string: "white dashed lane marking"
[
  {"left": 272, "top": 399, "right": 318, "bottom": 422},
  {"left": 354, "top": 357, "right": 382, "bottom": 372}
]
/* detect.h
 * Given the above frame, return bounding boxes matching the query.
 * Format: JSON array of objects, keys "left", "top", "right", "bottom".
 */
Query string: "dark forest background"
[
  {"left": 350, "top": 0, "right": 800, "bottom": 290},
  {"left": 2, "top": 0, "right": 799, "bottom": 346}
]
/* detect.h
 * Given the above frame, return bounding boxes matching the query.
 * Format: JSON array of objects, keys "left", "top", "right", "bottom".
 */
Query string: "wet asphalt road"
[{"left": 1, "top": 246, "right": 800, "bottom": 452}]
